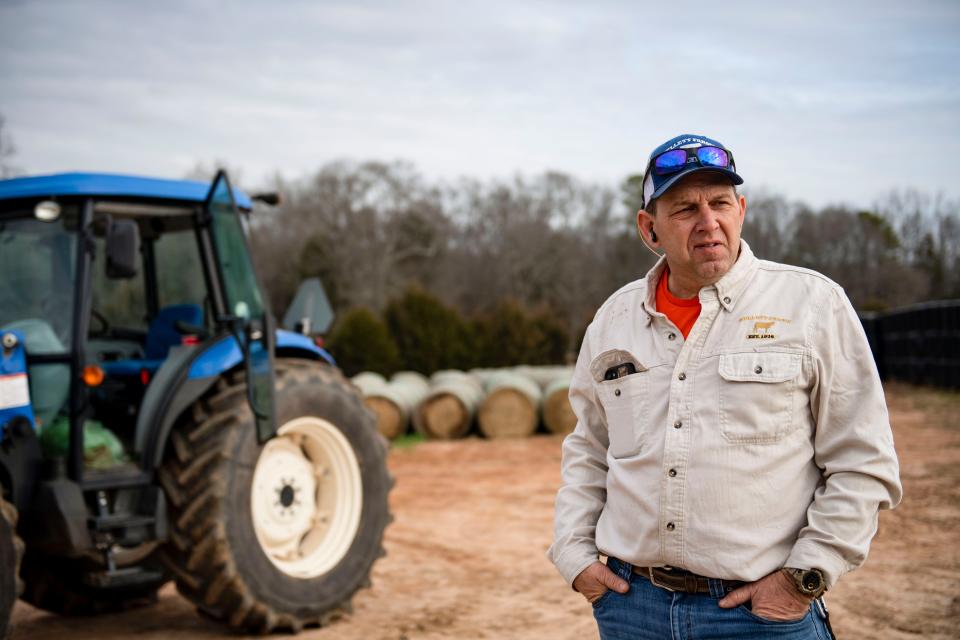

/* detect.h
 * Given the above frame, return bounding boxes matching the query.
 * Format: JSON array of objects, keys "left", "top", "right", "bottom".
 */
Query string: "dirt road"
[{"left": 11, "top": 383, "right": 959, "bottom": 639}]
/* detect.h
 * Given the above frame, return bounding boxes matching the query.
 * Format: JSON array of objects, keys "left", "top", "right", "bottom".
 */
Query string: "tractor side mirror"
[{"left": 105, "top": 219, "right": 140, "bottom": 279}]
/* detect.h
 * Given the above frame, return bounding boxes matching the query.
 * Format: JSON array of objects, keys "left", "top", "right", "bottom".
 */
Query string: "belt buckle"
[{"left": 647, "top": 566, "right": 677, "bottom": 593}]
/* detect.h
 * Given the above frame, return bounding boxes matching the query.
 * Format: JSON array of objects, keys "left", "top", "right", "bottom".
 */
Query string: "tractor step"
[
  {"left": 89, "top": 513, "right": 156, "bottom": 532},
  {"left": 83, "top": 566, "right": 165, "bottom": 589},
  {"left": 82, "top": 465, "right": 153, "bottom": 490}
]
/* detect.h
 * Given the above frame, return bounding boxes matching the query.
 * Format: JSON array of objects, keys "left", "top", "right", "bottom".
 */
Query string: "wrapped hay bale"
[
  {"left": 350, "top": 372, "right": 401, "bottom": 439},
  {"left": 467, "top": 368, "right": 504, "bottom": 388},
  {"left": 389, "top": 371, "right": 431, "bottom": 416},
  {"left": 350, "top": 371, "right": 387, "bottom": 395},
  {"left": 363, "top": 386, "right": 408, "bottom": 440},
  {"left": 512, "top": 364, "right": 575, "bottom": 390},
  {"left": 391, "top": 370, "right": 430, "bottom": 388},
  {"left": 372, "top": 372, "right": 431, "bottom": 440},
  {"left": 477, "top": 370, "right": 542, "bottom": 439},
  {"left": 350, "top": 371, "right": 434, "bottom": 440},
  {"left": 542, "top": 373, "right": 577, "bottom": 435},
  {"left": 413, "top": 371, "right": 483, "bottom": 439}
]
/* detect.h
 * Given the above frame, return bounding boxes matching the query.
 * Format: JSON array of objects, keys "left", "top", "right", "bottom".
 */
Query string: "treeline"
[
  {"left": 248, "top": 160, "right": 960, "bottom": 365},
  {"left": 248, "top": 160, "right": 641, "bottom": 346}
]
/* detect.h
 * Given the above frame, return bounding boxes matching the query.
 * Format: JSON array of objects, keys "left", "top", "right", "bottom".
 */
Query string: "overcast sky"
[{"left": 1, "top": 0, "right": 958, "bottom": 208}]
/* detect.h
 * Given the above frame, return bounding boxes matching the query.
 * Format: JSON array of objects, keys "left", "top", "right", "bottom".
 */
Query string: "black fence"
[{"left": 860, "top": 300, "right": 960, "bottom": 390}]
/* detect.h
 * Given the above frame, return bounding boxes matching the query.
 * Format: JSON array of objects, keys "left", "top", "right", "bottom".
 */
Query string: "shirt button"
[
  {"left": 668, "top": 469, "right": 677, "bottom": 477},
  {"left": 666, "top": 522, "right": 676, "bottom": 531},
  {"left": 673, "top": 420, "right": 682, "bottom": 429},
  {"left": 678, "top": 372, "right": 686, "bottom": 381},
  {"left": 614, "top": 389, "right": 621, "bottom": 397},
  {"left": 668, "top": 332, "right": 677, "bottom": 341},
  {"left": 723, "top": 296, "right": 732, "bottom": 304},
  {"left": 754, "top": 366, "right": 763, "bottom": 374}
]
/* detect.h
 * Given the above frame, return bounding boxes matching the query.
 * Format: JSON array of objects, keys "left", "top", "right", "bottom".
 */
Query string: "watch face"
[{"left": 800, "top": 570, "right": 823, "bottom": 593}]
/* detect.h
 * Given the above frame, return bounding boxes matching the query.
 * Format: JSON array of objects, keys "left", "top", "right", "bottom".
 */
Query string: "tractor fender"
[
  {"left": 135, "top": 331, "right": 333, "bottom": 470},
  {"left": 183, "top": 329, "right": 333, "bottom": 379},
  {"left": 274, "top": 330, "right": 336, "bottom": 366}
]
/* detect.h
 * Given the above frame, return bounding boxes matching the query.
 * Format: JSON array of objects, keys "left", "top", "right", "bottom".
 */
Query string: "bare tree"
[
  {"left": 250, "top": 161, "right": 449, "bottom": 315},
  {"left": 246, "top": 158, "right": 959, "bottom": 333}
]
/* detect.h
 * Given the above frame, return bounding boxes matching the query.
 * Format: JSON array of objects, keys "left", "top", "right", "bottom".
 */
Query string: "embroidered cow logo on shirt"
[
  {"left": 752, "top": 320, "right": 775, "bottom": 335},
  {"left": 740, "top": 315, "right": 791, "bottom": 340}
]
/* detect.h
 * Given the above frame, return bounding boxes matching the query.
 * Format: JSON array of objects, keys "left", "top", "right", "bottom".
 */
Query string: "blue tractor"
[{"left": 0, "top": 171, "right": 391, "bottom": 635}]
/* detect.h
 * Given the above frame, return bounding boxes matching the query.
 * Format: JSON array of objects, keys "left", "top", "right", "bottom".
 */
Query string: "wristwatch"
[{"left": 782, "top": 567, "right": 827, "bottom": 598}]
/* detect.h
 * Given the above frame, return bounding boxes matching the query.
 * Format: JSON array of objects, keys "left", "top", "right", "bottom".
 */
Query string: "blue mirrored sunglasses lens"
[
  {"left": 697, "top": 146, "right": 729, "bottom": 168},
  {"left": 653, "top": 149, "right": 688, "bottom": 174}
]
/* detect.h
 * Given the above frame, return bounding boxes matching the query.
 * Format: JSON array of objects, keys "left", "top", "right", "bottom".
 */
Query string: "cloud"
[{"left": 1, "top": 0, "right": 958, "bottom": 206}]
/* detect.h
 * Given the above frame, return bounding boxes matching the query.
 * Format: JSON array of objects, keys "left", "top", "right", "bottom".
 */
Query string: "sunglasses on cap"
[{"left": 649, "top": 146, "right": 735, "bottom": 176}]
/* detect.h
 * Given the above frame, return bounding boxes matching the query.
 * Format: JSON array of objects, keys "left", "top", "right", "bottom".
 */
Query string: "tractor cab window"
[
  {"left": 0, "top": 207, "right": 79, "bottom": 350},
  {"left": 154, "top": 227, "right": 211, "bottom": 330},
  {"left": 208, "top": 179, "right": 264, "bottom": 321},
  {"left": 86, "top": 208, "right": 211, "bottom": 365},
  {"left": 89, "top": 233, "right": 148, "bottom": 333}
]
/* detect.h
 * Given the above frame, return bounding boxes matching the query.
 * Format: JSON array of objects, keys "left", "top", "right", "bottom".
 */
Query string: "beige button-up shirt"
[{"left": 549, "top": 240, "right": 902, "bottom": 589}]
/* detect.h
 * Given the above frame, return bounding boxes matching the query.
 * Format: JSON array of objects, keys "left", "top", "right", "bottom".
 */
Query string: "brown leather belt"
[{"left": 634, "top": 566, "right": 746, "bottom": 594}]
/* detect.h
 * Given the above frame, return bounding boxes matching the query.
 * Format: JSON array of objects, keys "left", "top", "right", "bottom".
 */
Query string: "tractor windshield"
[{"left": 0, "top": 207, "right": 79, "bottom": 350}]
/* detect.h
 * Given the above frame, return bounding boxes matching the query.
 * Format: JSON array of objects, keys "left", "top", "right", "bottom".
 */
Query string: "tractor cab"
[{"left": 0, "top": 172, "right": 292, "bottom": 480}]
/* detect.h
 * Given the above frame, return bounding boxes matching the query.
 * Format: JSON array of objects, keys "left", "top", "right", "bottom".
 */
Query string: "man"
[{"left": 548, "top": 134, "right": 902, "bottom": 639}]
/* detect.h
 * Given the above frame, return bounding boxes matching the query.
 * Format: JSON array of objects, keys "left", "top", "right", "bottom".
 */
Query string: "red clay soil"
[{"left": 11, "top": 383, "right": 959, "bottom": 639}]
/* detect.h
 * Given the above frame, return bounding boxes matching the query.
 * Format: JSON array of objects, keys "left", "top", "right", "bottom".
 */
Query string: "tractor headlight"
[{"left": 34, "top": 200, "right": 61, "bottom": 222}]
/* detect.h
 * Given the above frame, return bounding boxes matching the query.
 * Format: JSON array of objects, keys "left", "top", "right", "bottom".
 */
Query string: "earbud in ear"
[{"left": 650, "top": 230, "right": 658, "bottom": 243}]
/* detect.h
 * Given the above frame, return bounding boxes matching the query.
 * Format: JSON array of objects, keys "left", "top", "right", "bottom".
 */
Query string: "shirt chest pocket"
[
  {"left": 596, "top": 373, "right": 648, "bottom": 458},
  {"left": 717, "top": 351, "right": 802, "bottom": 444}
]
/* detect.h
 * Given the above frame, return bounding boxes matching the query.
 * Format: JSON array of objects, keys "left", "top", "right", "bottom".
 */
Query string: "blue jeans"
[{"left": 593, "top": 558, "right": 834, "bottom": 640}]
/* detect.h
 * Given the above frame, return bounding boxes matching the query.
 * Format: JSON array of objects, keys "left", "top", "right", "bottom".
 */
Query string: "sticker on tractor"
[{"left": 0, "top": 373, "right": 30, "bottom": 409}]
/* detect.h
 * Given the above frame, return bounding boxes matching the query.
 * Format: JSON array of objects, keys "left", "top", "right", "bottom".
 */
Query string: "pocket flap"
[
  {"left": 589, "top": 349, "right": 647, "bottom": 382},
  {"left": 718, "top": 352, "right": 801, "bottom": 383}
]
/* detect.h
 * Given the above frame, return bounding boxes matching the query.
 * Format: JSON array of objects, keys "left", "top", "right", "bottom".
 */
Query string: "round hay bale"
[
  {"left": 391, "top": 370, "right": 429, "bottom": 387},
  {"left": 429, "top": 369, "right": 480, "bottom": 387},
  {"left": 477, "top": 371, "right": 542, "bottom": 439},
  {"left": 389, "top": 372, "right": 431, "bottom": 412},
  {"left": 351, "top": 371, "right": 387, "bottom": 395},
  {"left": 414, "top": 371, "right": 483, "bottom": 439},
  {"left": 542, "top": 374, "right": 577, "bottom": 435},
  {"left": 513, "top": 365, "right": 575, "bottom": 390},
  {"left": 362, "top": 373, "right": 432, "bottom": 440},
  {"left": 365, "top": 395, "right": 406, "bottom": 440},
  {"left": 351, "top": 372, "right": 402, "bottom": 439},
  {"left": 467, "top": 368, "right": 503, "bottom": 387},
  {"left": 417, "top": 393, "right": 468, "bottom": 439}
]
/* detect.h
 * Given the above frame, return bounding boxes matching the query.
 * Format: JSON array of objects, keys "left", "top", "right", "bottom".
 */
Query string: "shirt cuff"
[
  {"left": 548, "top": 545, "right": 599, "bottom": 587},
  {"left": 785, "top": 539, "right": 850, "bottom": 590}
]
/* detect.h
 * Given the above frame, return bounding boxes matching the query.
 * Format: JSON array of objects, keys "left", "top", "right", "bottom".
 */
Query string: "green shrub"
[
  {"left": 473, "top": 299, "right": 569, "bottom": 367},
  {"left": 528, "top": 306, "right": 571, "bottom": 363},
  {"left": 384, "top": 288, "right": 477, "bottom": 373},
  {"left": 326, "top": 307, "right": 401, "bottom": 377}
]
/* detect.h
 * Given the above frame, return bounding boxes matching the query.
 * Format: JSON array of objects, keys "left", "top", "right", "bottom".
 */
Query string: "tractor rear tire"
[
  {"left": 1, "top": 496, "right": 24, "bottom": 640},
  {"left": 159, "top": 359, "right": 392, "bottom": 633}
]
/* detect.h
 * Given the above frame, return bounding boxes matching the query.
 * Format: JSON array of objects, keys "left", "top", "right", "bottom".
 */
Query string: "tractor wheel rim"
[{"left": 251, "top": 416, "right": 363, "bottom": 578}]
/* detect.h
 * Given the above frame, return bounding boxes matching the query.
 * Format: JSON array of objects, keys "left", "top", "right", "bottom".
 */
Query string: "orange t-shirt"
[{"left": 656, "top": 270, "right": 701, "bottom": 339}]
